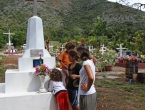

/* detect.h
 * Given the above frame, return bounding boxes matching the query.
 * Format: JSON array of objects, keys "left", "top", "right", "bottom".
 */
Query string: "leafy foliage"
[{"left": 0, "top": 0, "right": 145, "bottom": 55}]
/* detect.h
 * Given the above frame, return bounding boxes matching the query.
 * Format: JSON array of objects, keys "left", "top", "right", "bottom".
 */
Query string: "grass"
[{"left": 95, "top": 78, "right": 145, "bottom": 109}]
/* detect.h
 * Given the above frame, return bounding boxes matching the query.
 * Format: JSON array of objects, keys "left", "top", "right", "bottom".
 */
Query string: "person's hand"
[
  {"left": 81, "top": 83, "right": 88, "bottom": 92},
  {"left": 70, "top": 74, "right": 76, "bottom": 79}
]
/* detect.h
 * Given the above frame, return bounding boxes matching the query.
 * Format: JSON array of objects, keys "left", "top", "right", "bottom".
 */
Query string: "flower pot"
[
  {"left": 39, "top": 75, "right": 47, "bottom": 93},
  {"left": 105, "top": 65, "right": 113, "bottom": 71}
]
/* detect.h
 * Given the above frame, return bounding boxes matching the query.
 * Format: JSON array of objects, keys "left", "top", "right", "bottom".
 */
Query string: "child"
[
  {"left": 67, "top": 50, "right": 82, "bottom": 110},
  {"left": 48, "top": 68, "right": 70, "bottom": 110},
  {"left": 59, "top": 42, "right": 75, "bottom": 86}
]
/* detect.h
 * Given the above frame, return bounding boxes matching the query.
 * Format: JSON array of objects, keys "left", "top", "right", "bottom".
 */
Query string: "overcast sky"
[{"left": 108, "top": 0, "right": 145, "bottom": 11}]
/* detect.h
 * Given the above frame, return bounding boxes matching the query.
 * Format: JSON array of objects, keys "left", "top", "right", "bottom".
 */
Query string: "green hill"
[{"left": 0, "top": 0, "right": 145, "bottom": 48}]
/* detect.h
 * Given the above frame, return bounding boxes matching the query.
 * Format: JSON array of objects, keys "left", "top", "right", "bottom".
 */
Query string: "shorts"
[{"left": 68, "top": 89, "right": 79, "bottom": 106}]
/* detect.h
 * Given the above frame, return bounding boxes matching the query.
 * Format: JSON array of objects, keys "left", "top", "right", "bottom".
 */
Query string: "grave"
[
  {"left": 122, "top": 50, "right": 132, "bottom": 56},
  {"left": 0, "top": 0, "right": 57, "bottom": 110},
  {"left": 3, "top": 30, "right": 18, "bottom": 54}
]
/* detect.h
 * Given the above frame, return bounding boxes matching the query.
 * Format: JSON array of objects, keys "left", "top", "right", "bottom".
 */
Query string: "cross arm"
[{"left": 3, "top": 33, "right": 14, "bottom": 34}]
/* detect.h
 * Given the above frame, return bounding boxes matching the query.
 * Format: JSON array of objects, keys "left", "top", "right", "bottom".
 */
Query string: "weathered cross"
[
  {"left": 25, "top": 0, "right": 45, "bottom": 16},
  {"left": 61, "top": 45, "right": 64, "bottom": 51},
  {"left": 116, "top": 44, "right": 126, "bottom": 56},
  {"left": 100, "top": 44, "right": 106, "bottom": 55},
  {"left": 3, "top": 30, "right": 14, "bottom": 46}
]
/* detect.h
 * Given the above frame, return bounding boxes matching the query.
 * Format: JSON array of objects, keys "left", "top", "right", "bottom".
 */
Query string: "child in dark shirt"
[{"left": 67, "top": 50, "right": 82, "bottom": 110}]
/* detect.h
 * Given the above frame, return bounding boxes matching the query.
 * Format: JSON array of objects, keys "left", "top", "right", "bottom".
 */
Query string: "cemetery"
[{"left": 0, "top": 0, "right": 145, "bottom": 110}]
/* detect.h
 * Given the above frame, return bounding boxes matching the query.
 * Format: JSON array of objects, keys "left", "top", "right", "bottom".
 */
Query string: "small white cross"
[
  {"left": 99, "top": 44, "right": 106, "bottom": 55},
  {"left": 116, "top": 44, "right": 126, "bottom": 56},
  {"left": 61, "top": 45, "right": 64, "bottom": 51},
  {"left": 3, "top": 30, "right": 14, "bottom": 46}
]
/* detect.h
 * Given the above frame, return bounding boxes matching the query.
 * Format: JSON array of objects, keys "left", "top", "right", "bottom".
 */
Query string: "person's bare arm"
[
  {"left": 59, "top": 60, "right": 68, "bottom": 69},
  {"left": 81, "top": 65, "right": 94, "bottom": 91},
  {"left": 70, "top": 74, "right": 80, "bottom": 79}
]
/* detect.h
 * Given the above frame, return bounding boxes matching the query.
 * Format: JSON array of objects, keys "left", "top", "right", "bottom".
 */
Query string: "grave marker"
[
  {"left": 116, "top": 44, "right": 126, "bottom": 56},
  {"left": 100, "top": 44, "right": 106, "bottom": 55},
  {"left": 3, "top": 30, "right": 14, "bottom": 46}
]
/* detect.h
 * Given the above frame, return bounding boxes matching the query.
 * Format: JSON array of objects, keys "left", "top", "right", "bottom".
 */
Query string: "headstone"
[
  {"left": 125, "top": 60, "right": 138, "bottom": 79},
  {"left": 122, "top": 50, "right": 132, "bottom": 56}
]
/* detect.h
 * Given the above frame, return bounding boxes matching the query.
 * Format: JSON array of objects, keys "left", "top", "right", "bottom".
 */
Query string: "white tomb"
[{"left": 0, "top": 0, "right": 57, "bottom": 110}]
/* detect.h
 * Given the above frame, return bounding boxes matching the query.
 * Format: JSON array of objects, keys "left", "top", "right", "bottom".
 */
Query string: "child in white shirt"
[{"left": 48, "top": 68, "right": 69, "bottom": 110}]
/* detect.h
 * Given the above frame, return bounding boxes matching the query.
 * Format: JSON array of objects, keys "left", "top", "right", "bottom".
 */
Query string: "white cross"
[
  {"left": 3, "top": 30, "right": 14, "bottom": 46},
  {"left": 25, "top": 0, "right": 45, "bottom": 16},
  {"left": 99, "top": 44, "right": 106, "bottom": 55},
  {"left": 61, "top": 45, "right": 64, "bottom": 51},
  {"left": 116, "top": 44, "right": 126, "bottom": 56}
]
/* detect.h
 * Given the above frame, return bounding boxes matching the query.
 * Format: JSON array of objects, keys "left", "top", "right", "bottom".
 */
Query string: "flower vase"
[{"left": 39, "top": 75, "right": 47, "bottom": 93}]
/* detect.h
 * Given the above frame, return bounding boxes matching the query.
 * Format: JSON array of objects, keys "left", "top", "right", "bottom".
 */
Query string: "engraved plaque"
[{"left": 30, "top": 49, "right": 43, "bottom": 57}]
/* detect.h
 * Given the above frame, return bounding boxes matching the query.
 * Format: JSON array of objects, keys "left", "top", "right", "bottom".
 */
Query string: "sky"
[{"left": 108, "top": 0, "right": 145, "bottom": 11}]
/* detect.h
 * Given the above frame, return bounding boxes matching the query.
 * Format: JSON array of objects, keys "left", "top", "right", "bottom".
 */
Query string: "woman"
[{"left": 76, "top": 46, "right": 97, "bottom": 110}]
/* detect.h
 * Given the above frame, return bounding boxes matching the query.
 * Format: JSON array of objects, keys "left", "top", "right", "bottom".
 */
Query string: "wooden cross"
[{"left": 25, "top": 0, "right": 45, "bottom": 16}]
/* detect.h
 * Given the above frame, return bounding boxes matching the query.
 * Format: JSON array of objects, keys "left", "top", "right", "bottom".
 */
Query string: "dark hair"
[
  {"left": 78, "top": 43, "right": 88, "bottom": 49},
  {"left": 77, "top": 46, "right": 91, "bottom": 60},
  {"left": 65, "top": 42, "right": 75, "bottom": 50},
  {"left": 50, "top": 68, "right": 62, "bottom": 82},
  {"left": 68, "top": 49, "right": 79, "bottom": 60}
]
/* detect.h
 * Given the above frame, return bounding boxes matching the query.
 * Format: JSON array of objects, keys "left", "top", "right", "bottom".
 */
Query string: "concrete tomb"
[{"left": 0, "top": 0, "right": 58, "bottom": 110}]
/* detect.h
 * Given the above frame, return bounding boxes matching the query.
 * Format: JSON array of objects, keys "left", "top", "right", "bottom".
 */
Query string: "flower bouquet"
[
  {"left": 35, "top": 64, "right": 51, "bottom": 93},
  {"left": 35, "top": 64, "right": 51, "bottom": 76}
]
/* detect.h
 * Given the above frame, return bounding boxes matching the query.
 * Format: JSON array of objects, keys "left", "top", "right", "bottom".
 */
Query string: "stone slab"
[
  {"left": 0, "top": 83, "right": 5, "bottom": 93},
  {"left": 5, "top": 69, "right": 49, "bottom": 93},
  {"left": 0, "top": 92, "right": 58, "bottom": 110}
]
